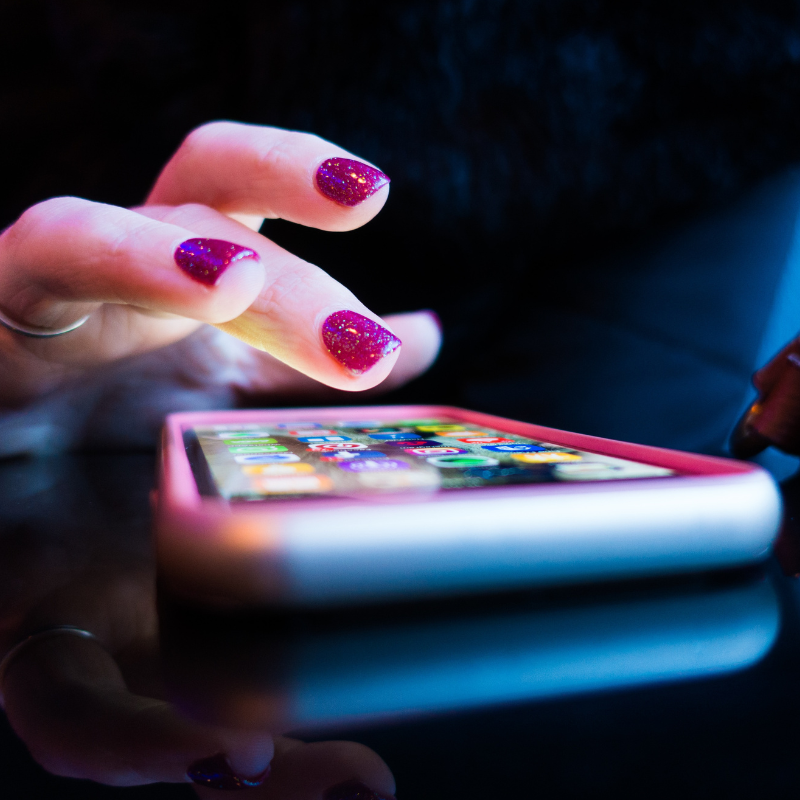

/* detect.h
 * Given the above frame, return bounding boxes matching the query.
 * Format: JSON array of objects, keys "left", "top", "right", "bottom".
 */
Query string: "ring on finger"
[
  {"left": 0, "top": 307, "right": 91, "bottom": 338},
  {"left": 0, "top": 626, "right": 100, "bottom": 707}
]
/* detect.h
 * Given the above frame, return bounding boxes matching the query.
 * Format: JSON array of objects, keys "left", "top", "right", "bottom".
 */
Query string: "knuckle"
[{"left": 179, "top": 120, "right": 235, "bottom": 158}]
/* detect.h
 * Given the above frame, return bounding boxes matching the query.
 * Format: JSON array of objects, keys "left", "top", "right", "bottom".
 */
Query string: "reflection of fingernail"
[
  {"left": 175, "top": 238, "right": 260, "bottom": 286},
  {"left": 315, "top": 158, "right": 390, "bottom": 206},
  {"left": 322, "top": 310, "right": 402, "bottom": 375},
  {"left": 323, "top": 779, "right": 396, "bottom": 800},
  {"left": 187, "top": 753, "right": 270, "bottom": 790}
]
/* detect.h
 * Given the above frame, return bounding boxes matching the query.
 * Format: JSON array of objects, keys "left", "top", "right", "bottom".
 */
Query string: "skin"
[{"left": 0, "top": 120, "right": 441, "bottom": 408}]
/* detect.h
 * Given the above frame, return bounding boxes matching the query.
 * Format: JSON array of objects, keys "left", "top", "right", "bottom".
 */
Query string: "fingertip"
[{"left": 312, "top": 157, "right": 391, "bottom": 232}]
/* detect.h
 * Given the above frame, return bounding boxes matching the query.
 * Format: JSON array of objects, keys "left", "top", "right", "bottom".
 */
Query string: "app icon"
[
  {"left": 427, "top": 455, "right": 500, "bottom": 468},
  {"left": 307, "top": 442, "right": 369, "bottom": 451},
  {"left": 320, "top": 450, "right": 387, "bottom": 461},
  {"left": 405, "top": 446, "right": 467, "bottom": 455},
  {"left": 369, "top": 432, "right": 425, "bottom": 440},
  {"left": 395, "top": 419, "right": 442, "bottom": 427},
  {"left": 216, "top": 431, "right": 273, "bottom": 439},
  {"left": 416, "top": 425, "right": 464, "bottom": 432},
  {"left": 481, "top": 444, "right": 547, "bottom": 453},
  {"left": 511, "top": 452, "right": 582, "bottom": 464},
  {"left": 360, "top": 427, "right": 407, "bottom": 434},
  {"left": 234, "top": 453, "right": 301, "bottom": 464},
  {"left": 242, "top": 463, "right": 315, "bottom": 475},
  {"left": 224, "top": 438, "right": 277, "bottom": 446},
  {"left": 384, "top": 439, "right": 442, "bottom": 447},
  {"left": 338, "top": 459, "right": 410, "bottom": 472},
  {"left": 274, "top": 422, "right": 322, "bottom": 429},
  {"left": 286, "top": 429, "right": 339, "bottom": 437},
  {"left": 455, "top": 437, "right": 514, "bottom": 444},
  {"left": 227, "top": 444, "right": 289, "bottom": 454},
  {"left": 436, "top": 430, "right": 488, "bottom": 438},
  {"left": 297, "top": 435, "right": 352, "bottom": 443},
  {"left": 254, "top": 474, "right": 333, "bottom": 494}
]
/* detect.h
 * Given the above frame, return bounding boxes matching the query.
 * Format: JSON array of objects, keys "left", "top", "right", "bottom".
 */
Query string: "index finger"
[{"left": 147, "top": 122, "right": 391, "bottom": 233}]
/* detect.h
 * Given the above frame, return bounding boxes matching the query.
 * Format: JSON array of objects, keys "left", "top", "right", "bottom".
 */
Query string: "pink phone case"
[{"left": 155, "top": 405, "right": 781, "bottom": 606}]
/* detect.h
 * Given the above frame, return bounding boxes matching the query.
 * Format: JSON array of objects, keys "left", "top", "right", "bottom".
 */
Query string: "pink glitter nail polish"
[
  {"left": 315, "top": 158, "right": 390, "bottom": 206},
  {"left": 322, "top": 310, "right": 402, "bottom": 375},
  {"left": 174, "top": 238, "right": 260, "bottom": 286}
]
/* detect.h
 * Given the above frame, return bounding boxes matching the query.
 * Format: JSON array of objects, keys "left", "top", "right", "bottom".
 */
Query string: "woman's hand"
[{"left": 0, "top": 122, "right": 441, "bottom": 452}]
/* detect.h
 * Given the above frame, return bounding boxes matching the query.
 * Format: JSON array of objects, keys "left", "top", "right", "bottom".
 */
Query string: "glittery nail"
[
  {"left": 322, "top": 310, "right": 402, "bottom": 375},
  {"left": 186, "top": 753, "right": 270, "bottom": 791},
  {"left": 174, "top": 238, "right": 260, "bottom": 286},
  {"left": 315, "top": 158, "right": 390, "bottom": 206},
  {"left": 323, "top": 779, "right": 396, "bottom": 800}
]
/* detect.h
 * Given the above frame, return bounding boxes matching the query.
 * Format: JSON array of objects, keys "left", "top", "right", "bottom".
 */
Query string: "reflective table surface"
[{"left": 2, "top": 454, "right": 800, "bottom": 798}]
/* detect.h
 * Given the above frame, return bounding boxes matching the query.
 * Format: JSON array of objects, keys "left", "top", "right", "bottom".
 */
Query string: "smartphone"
[{"left": 154, "top": 405, "right": 781, "bottom": 606}]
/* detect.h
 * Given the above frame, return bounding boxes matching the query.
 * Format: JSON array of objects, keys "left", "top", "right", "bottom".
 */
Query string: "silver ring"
[
  {"left": 0, "top": 626, "right": 100, "bottom": 707},
  {"left": 0, "top": 307, "right": 91, "bottom": 338}
]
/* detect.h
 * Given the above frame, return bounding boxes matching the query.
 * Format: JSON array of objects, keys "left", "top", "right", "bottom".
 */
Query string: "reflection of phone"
[
  {"left": 161, "top": 572, "right": 779, "bottom": 732},
  {"left": 155, "top": 405, "right": 781, "bottom": 606}
]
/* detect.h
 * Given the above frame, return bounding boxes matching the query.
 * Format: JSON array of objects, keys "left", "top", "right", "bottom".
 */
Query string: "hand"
[
  {"left": 0, "top": 455, "right": 396, "bottom": 799},
  {"left": 0, "top": 122, "right": 441, "bottom": 453}
]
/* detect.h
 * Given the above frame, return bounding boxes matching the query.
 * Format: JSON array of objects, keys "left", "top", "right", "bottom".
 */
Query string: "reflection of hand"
[
  {"left": 0, "top": 122, "right": 441, "bottom": 456},
  {"left": 0, "top": 456, "right": 395, "bottom": 798}
]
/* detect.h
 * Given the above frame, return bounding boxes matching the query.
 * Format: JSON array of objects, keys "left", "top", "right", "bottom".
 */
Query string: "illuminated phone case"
[{"left": 155, "top": 405, "right": 781, "bottom": 606}]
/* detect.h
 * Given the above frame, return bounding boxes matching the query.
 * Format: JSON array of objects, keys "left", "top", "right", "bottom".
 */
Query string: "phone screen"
[{"left": 185, "top": 416, "right": 675, "bottom": 502}]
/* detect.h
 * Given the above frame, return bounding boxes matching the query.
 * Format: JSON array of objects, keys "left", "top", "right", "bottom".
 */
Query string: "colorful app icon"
[
  {"left": 511, "top": 451, "right": 582, "bottom": 464},
  {"left": 216, "top": 431, "right": 273, "bottom": 439},
  {"left": 338, "top": 459, "right": 410, "bottom": 472},
  {"left": 254, "top": 474, "right": 333, "bottom": 494},
  {"left": 242, "top": 463, "right": 315, "bottom": 475},
  {"left": 436, "top": 430, "right": 489, "bottom": 438},
  {"left": 274, "top": 422, "right": 322, "bottom": 429},
  {"left": 405, "top": 446, "right": 467, "bottom": 455},
  {"left": 482, "top": 443, "right": 547, "bottom": 453},
  {"left": 455, "top": 437, "right": 514, "bottom": 444},
  {"left": 416, "top": 424, "right": 464, "bottom": 432},
  {"left": 297, "top": 435, "right": 352, "bottom": 443},
  {"left": 307, "top": 442, "right": 369, "bottom": 451},
  {"left": 224, "top": 438, "right": 277, "bottom": 446},
  {"left": 427, "top": 455, "right": 499, "bottom": 468},
  {"left": 360, "top": 427, "right": 407, "bottom": 434},
  {"left": 369, "top": 432, "right": 425, "bottom": 440},
  {"left": 227, "top": 444, "right": 289, "bottom": 454},
  {"left": 357, "top": 471, "right": 441, "bottom": 489},
  {"left": 384, "top": 439, "right": 442, "bottom": 448},
  {"left": 394, "top": 419, "right": 442, "bottom": 427},
  {"left": 285, "top": 429, "right": 338, "bottom": 437},
  {"left": 234, "top": 453, "right": 301, "bottom": 464},
  {"left": 320, "top": 450, "right": 387, "bottom": 461}
]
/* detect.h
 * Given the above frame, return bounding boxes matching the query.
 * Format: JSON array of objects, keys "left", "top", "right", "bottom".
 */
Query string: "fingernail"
[
  {"left": 323, "top": 779, "right": 396, "bottom": 800},
  {"left": 322, "top": 310, "right": 402, "bottom": 375},
  {"left": 174, "top": 238, "right": 260, "bottom": 286},
  {"left": 187, "top": 753, "right": 270, "bottom": 791},
  {"left": 315, "top": 158, "right": 390, "bottom": 206}
]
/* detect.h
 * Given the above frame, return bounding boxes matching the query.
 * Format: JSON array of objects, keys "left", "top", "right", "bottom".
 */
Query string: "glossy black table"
[{"left": 2, "top": 453, "right": 800, "bottom": 799}]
